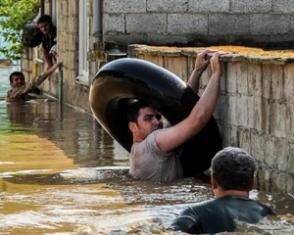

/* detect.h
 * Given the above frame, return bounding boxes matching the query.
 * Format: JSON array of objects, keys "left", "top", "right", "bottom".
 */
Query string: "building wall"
[
  {"left": 21, "top": 0, "right": 294, "bottom": 112},
  {"left": 103, "top": 0, "right": 294, "bottom": 47}
]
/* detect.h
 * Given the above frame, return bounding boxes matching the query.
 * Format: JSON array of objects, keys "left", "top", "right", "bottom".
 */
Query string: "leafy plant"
[{"left": 0, "top": 0, "right": 40, "bottom": 60}]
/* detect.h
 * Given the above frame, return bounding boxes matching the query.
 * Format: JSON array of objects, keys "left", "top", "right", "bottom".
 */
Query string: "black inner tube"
[{"left": 89, "top": 58, "right": 222, "bottom": 177}]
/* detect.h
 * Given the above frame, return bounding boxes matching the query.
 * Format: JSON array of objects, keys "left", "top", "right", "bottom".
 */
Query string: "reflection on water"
[{"left": 0, "top": 68, "right": 294, "bottom": 234}]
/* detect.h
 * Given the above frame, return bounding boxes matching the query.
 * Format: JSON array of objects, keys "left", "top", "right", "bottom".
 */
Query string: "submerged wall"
[{"left": 129, "top": 44, "right": 294, "bottom": 194}]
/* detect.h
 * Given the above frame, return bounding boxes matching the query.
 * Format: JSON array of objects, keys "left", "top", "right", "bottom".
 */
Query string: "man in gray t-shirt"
[
  {"left": 130, "top": 129, "right": 184, "bottom": 181},
  {"left": 128, "top": 50, "right": 228, "bottom": 181}
]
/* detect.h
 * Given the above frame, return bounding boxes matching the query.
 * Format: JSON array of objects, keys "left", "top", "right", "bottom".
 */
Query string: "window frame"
[{"left": 77, "top": 0, "right": 89, "bottom": 84}]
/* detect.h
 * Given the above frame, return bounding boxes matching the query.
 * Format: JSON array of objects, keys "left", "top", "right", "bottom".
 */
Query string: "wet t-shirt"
[
  {"left": 6, "top": 74, "right": 46, "bottom": 102},
  {"left": 130, "top": 129, "right": 184, "bottom": 181},
  {"left": 168, "top": 195, "right": 275, "bottom": 234}
]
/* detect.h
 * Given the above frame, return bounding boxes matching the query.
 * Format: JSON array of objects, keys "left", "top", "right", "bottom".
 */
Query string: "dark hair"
[
  {"left": 9, "top": 71, "right": 25, "bottom": 83},
  {"left": 37, "top": 14, "right": 53, "bottom": 25},
  {"left": 127, "top": 100, "right": 149, "bottom": 123},
  {"left": 211, "top": 147, "right": 256, "bottom": 191}
]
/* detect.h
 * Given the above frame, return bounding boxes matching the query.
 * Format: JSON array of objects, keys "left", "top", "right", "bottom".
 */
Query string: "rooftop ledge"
[{"left": 128, "top": 44, "right": 294, "bottom": 65}]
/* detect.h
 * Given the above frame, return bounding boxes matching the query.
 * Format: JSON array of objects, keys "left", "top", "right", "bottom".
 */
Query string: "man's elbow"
[{"left": 192, "top": 113, "right": 209, "bottom": 130}]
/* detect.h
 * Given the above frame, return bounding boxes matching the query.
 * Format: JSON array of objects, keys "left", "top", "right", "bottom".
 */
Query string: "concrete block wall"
[
  {"left": 103, "top": 0, "right": 294, "bottom": 47},
  {"left": 129, "top": 44, "right": 294, "bottom": 194}
]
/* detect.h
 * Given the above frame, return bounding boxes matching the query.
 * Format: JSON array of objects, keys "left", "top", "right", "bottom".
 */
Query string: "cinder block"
[
  {"left": 261, "top": 64, "right": 272, "bottom": 99},
  {"left": 232, "top": 0, "right": 272, "bottom": 13},
  {"left": 104, "top": 14, "right": 125, "bottom": 33},
  {"left": 273, "top": 0, "right": 294, "bottom": 14},
  {"left": 220, "top": 124, "right": 238, "bottom": 147},
  {"left": 67, "top": 16, "right": 78, "bottom": 34},
  {"left": 227, "top": 95, "right": 238, "bottom": 126},
  {"left": 283, "top": 64, "right": 294, "bottom": 104},
  {"left": 251, "top": 131, "right": 266, "bottom": 162},
  {"left": 147, "top": 0, "right": 187, "bottom": 12},
  {"left": 59, "top": 1, "right": 69, "bottom": 16},
  {"left": 236, "top": 94, "right": 249, "bottom": 127},
  {"left": 247, "top": 96, "right": 255, "bottom": 129},
  {"left": 68, "top": 0, "right": 78, "bottom": 16},
  {"left": 269, "top": 102, "right": 288, "bottom": 138},
  {"left": 209, "top": 14, "right": 249, "bottom": 35},
  {"left": 269, "top": 171, "right": 287, "bottom": 192},
  {"left": 248, "top": 63, "right": 262, "bottom": 97},
  {"left": 269, "top": 65, "right": 284, "bottom": 100},
  {"left": 235, "top": 62, "right": 249, "bottom": 94},
  {"left": 225, "top": 62, "right": 238, "bottom": 93},
  {"left": 236, "top": 126, "right": 251, "bottom": 152},
  {"left": 286, "top": 104, "right": 294, "bottom": 139},
  {"left": 189, "top": 0, "right": 229, "bottom": 13},
  {"left": 264, "top": 136, "right": 277, "bottom": 167},
  {"left": 167, "top": 14, "right": 208, "bottom": 35},
  {"left": 253, "top": 97, "right": 263, "bottom": 133},
  {"left": 104, "top": 0, "right": 146, "bottom": 13},
  {"left": 250, "top": 14, "right": 290, "bottom": 34},
  {"left": 164, "top": 56, "right": 188, "bottom": 80},
  {"left": 126, "top": 14, "right": 167, "bottom": 33},
  {"left": 275, "top": 139, "right": 290, "bottom": 172},
  {"left": 287, "top": 143, "right": 294, "bottom": 174}
]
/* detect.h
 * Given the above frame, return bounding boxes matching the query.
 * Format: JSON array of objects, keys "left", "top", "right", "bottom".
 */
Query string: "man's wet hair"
[
  {"left": 9, "top": 71, "right": 25, "bottom": 83},
  {"left": 211, "top": 147, "right": 256, "bottom": 191},
  {"left": 37, "top": 14, "right": 53, "bottom": 25},
  {"left": 127, "top": 100, "right": 149, "bottom": 123}
]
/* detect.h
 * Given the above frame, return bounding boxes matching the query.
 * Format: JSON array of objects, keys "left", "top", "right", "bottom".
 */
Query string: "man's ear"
[
  {"left": 249, "top": 175, "right": 256, "bottom": 191},
  {"left": 211, "top": 173, "right": 217, "bottom": 190},
  {"left": 128, "top": 122, "right": 137, "bottom": 133}
]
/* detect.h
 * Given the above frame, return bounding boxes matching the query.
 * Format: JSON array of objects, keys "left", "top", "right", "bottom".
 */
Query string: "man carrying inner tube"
[{"left": 127, "top": 50, "right": 228, "bottom": 181}]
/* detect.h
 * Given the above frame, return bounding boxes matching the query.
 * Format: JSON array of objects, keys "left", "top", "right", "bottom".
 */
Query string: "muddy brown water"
[{"left": 1, "top": 69, "right": 294, "bottom": 234}]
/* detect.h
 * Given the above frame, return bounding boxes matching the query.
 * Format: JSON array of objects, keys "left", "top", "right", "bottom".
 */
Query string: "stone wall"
[
  {"left": 129, "top": 44, "right": 294, "bottom": 194},
  {"left": 104, "top": 0, "right": 294, "bottom": 47}
]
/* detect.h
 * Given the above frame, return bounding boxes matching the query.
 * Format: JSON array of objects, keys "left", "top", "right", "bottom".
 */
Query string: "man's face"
[
  {"left": 133, "top": 106, "right": 163, "bottom": 140},
  {"left": 38, "top": 21, "right": 52, "bottom": 34},
  {"left": 10, "top": 75, "right": 25, "bottom": 88}
]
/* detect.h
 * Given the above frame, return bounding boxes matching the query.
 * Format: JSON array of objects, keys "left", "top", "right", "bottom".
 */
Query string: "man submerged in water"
[
  {"left": 167, "top": 147, "right": 275, "bottom": 234},
  {"left": 127, "top": 50, "right": 227, "bottom": 181},
  {"left": 6, "top": 61, "right": 61, "bottom": 102}
]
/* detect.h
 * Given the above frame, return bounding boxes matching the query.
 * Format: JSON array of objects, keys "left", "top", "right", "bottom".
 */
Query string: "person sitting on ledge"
[
  {"left": 167, "top": 147, "right": 275, "bottom": 234},
  {"left": 6, "top": 61, "right": 61, "bottom": 102},
  {"left": 127, "top": 50, "right": 227, "bottom": 181}
]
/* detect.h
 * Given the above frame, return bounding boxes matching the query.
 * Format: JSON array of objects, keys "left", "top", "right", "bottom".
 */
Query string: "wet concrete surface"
[{"left": 1, "top": 70, "right": 294, "bottom": 234}]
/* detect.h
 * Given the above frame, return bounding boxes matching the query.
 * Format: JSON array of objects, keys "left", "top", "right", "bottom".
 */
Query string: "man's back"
[{"left": 168, "top": 195, "right": 275, "bottom": 234}]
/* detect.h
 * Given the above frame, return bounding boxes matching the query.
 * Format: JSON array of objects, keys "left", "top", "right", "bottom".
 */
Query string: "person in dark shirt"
[
  {"left": 29, "top": 14, "right": 57, "bottom": 69},
  {"left": 167, "top": 147, "right": 275, "bottom": 234}
]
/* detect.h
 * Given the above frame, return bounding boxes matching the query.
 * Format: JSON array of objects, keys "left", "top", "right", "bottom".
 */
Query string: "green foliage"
[{"left": 0, "top": 0, "right": 40, "bottom": 60}]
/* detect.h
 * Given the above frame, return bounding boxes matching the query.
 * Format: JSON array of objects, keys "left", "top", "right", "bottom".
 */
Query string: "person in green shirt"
[{"left": 167, "top": 147, "right": 275, "bottom": 234}]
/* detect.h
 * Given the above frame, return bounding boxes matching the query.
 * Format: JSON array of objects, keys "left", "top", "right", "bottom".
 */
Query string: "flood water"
[{"left": 1, "top": 68, "right": 294, "bottom": 234}]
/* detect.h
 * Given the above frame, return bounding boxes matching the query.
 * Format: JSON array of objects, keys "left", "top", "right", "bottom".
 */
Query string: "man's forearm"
[
  {"left": 187, "top": 70, "right": 203, "bottom": 93},
  {"left": 189, "top": 73, "right": 221, "bottom": 124},
  {"left": 42, "top": 48, "right": 53, "bottom": 69}
]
